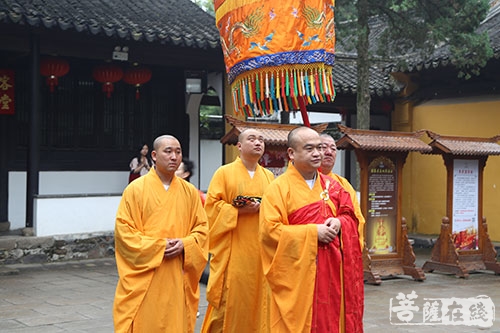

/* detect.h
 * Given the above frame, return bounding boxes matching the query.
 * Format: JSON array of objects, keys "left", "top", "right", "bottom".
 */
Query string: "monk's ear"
[
  {"left": 151, "top": 150, "right": 157, "bottom": 162},
  {"left": 287, "top": 147, "right": 294, "bottom": 161}
]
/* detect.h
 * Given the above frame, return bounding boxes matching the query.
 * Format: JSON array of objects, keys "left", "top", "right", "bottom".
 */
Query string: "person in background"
[
  {"left": 114, "top": 134, "right": 208, "bottom": 332},
  {"left": 128, "top": 143, "right": 152, "bottom": 183},
  {"left": 319, "top": 133, "right": 365, "bottom": 248},
  {"left": 176, "top": 158, "right": 206, "bottom": 206},
  {"left": 259, "top": 127, "right": 364, "bottom": 332},
  {"left": 202, "top": 129, "right": 274, "bottom": 333}
]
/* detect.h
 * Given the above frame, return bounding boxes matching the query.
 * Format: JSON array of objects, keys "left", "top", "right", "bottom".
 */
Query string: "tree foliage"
[
  {"left": 191, "top": 0, "right": 215, "bottom": 16},
  {"left": 335, "top": 0, "right": 493, "bottom": 129}
]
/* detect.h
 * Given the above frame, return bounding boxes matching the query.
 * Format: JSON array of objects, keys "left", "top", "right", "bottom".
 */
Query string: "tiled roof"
[
  {"left": 426, "top": 131, "right": 500, "bottom": 156},
  {"left": 221, "top": 115, "right": 328, "bottom": 146},
  {"left": 0, "top": 0, "right": 401, "bottom": 96},
  {"left": 0, "top": 0, "right": 220, "bottom": 49},
  {"left": 333, "top": 57, "right": 403, "bottom": 96},
  {"left": 336, "top": 125, "right": 432, "bottom": 153}
]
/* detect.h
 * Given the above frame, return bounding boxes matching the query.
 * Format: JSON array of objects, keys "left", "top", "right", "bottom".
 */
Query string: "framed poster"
[
  {"left": 452, "top": 159, "right": 479, "bottom": 250},
  {"left": 366, "top": 156, "right": 397, "bottom": 255}
]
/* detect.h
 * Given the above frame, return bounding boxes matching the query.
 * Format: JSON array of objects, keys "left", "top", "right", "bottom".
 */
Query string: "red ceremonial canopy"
[{"left": 214, "top": 0, "right": 336, "bottom": 126}]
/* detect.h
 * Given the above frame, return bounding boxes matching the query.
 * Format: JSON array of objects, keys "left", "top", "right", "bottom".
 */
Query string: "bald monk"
[
  {"left": 202, "top": 129, "right": 274, "bottom": 333},
  {"left": 259, "top": 127, "right": 364, "bottom": 332},
  {"left": 113, "top": 134, "right": 209, "bottom": 332}
]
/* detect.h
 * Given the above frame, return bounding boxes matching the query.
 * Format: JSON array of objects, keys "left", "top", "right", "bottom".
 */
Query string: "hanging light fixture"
[
  {"left": 92, "top": 64, "right": 123, "bottom": 98},
  {"left": 40, "top": 57, "right": 70, "bottom": 93},
  {"left": 123, "top": 65, "right": 152, "bottom": 100}
]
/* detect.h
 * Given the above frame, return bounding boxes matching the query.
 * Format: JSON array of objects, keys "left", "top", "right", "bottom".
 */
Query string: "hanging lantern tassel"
[
  {"left": 123, "top": 67, "right": 152, "bottom": 100},
  {"left": 46, "top": 75, "right": 58, "bottom": 93},
  {"left": 135, "top": 85, "right": 141, "bottom": 100},
  {"left": 103, "top": 82, "right": 114, "bottom": 98}
]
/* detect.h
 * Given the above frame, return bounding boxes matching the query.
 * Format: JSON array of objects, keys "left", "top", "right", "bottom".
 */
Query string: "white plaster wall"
[
  {"left": 8, "top": 172, "right": 26, "bottom": 230},
  {"left": 39, "top": 171, "right": 128, "bottom": 194},
  {"left": 186, "top": 93, "right": 203, "bottom": 189},
  {"left": 34, "top": 196, "right": 120, "bottom": 237},
  {"left": 200, "top": 139, "right": 223, "bottom": 192},
  {"left": 9, "top": 171, "right": 128, "bottom": 231}
]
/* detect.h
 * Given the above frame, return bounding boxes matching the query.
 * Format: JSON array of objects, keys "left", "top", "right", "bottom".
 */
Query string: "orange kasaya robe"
[
  {"left": 202, "top": 157, "right": 274, "bottom": 333},
  {"left": 113, "top": 168, "right": 209, "bottom": 333},
  {"left": 259, "top": 163, "right": 364, "bottom": 332},
  {"left": 326, "top": 171, "right": 366, "bottom": 250}
]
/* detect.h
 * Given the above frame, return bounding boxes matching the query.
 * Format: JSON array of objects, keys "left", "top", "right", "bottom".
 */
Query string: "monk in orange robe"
[
  {"left": 113, "top": 135, "right": 209, "bottom": 333},
  {"left": 202, "top": 129, "right": 274, "bottom": 332},
  {"left": 319, "top": 133, "right": 365, "bottom": 248},
  {"left": 259, "top": 127, "right": 364, "bottom": 332}
]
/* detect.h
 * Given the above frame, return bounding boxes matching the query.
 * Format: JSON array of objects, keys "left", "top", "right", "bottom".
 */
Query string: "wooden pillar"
[
  {"left": 0, "top": 113, "right": 8, "bottom": 223},
  {"left": 26, "top": 33, "right": 41, "bottom": 228}
]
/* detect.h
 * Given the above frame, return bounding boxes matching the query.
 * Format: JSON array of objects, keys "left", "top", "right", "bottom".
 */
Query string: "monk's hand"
[
  {"left": 317, "top": 222, "right": 337, "bottom": 244},
  {"left": 325, "top": 217, "right": 341, "bottom": 234},
  {"left": 164, "top": 238, "right": 184, "bottom": 259},
  {"left": 238, "top": 201, "right": 260, "bottom": 215}
]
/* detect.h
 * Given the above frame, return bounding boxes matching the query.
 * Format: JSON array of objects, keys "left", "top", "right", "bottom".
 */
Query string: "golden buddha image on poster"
[{"left": 367, "top": 217, "right": 396, "bottom": 255}]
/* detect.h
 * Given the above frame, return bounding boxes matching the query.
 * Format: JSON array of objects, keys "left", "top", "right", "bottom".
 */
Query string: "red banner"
[{"left": 0, "top": 70, "right": 15, "bottom": 115}]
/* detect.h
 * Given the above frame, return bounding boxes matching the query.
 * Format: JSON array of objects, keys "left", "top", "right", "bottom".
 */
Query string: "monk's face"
[
  {"left": 288, "top": 128, "right": 322, "bottom": 177},
  {"left": 320, "top": 136, "right": 337, "bottom": 173},
  {"left": 152, "top": 137, "right": 182, "bottom": 175},
  {"left": 238, "top": 129, "right": 265, "bottom": 159}
]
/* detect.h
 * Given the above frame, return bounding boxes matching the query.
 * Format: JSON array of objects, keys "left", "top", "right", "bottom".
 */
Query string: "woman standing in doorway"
[{"left": 128, "top": 143, "right": 152, "bottom": 183}]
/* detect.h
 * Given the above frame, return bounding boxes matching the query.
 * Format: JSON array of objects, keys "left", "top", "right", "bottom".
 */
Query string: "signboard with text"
[
  {"left": 366, "top": 156, "right": 397, "bottom": 255},
  {"left": 0, "top": 69, "right": 15, "bottom": 115},
  {"left": 452, "top": 159, "right": 479, "bottom": 250}
]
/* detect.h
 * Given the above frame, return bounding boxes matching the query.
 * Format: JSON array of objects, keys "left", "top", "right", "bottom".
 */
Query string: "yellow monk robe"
[
  {"left": 259, "top": 163, "right": 364, "bottom": 332},
  {"left": 326, "top": 171, "right": 366, "bottom": 249},
  {"left": 202, "top": 157, "right": 274, "bottom": 333},
  {"left": 113, "top": 168, "right": 209, "bottom": 333}
]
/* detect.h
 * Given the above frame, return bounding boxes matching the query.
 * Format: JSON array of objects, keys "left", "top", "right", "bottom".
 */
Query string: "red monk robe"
[
  {"left": 326, "top": 171, "right": 365, "bottom": 250},
  {"left": 259, "top": 163, "right": 364, "bottom": 332}
]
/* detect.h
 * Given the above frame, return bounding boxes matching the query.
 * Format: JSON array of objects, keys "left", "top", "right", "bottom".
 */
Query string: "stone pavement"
[{"left": 0, "top": 248, "right": 499, "bottom": 332}]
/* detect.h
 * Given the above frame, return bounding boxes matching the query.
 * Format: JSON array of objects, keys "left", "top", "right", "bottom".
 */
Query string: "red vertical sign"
[{"left": 0, "top": 70, "right": 15, "bottom": 115}]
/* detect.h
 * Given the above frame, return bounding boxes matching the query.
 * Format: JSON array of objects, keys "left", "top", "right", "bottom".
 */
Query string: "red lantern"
[
  {"left": 92, "top": 64, "right": 123, "bottom": 98},
  {"left": 123, "top": 66, "right": 152, "bottom": 100},
  {"left": 40, "top": 57, "right": 70, "bottom": 93}
]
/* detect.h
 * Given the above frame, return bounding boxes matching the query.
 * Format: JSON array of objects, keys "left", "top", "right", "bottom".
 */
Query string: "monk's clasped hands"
[
  {"left": 317, "top": 217, "right": 341, "bottom": 244},
  {"left": 164, "top": 238, "right": 184, "bottom": 259}
]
